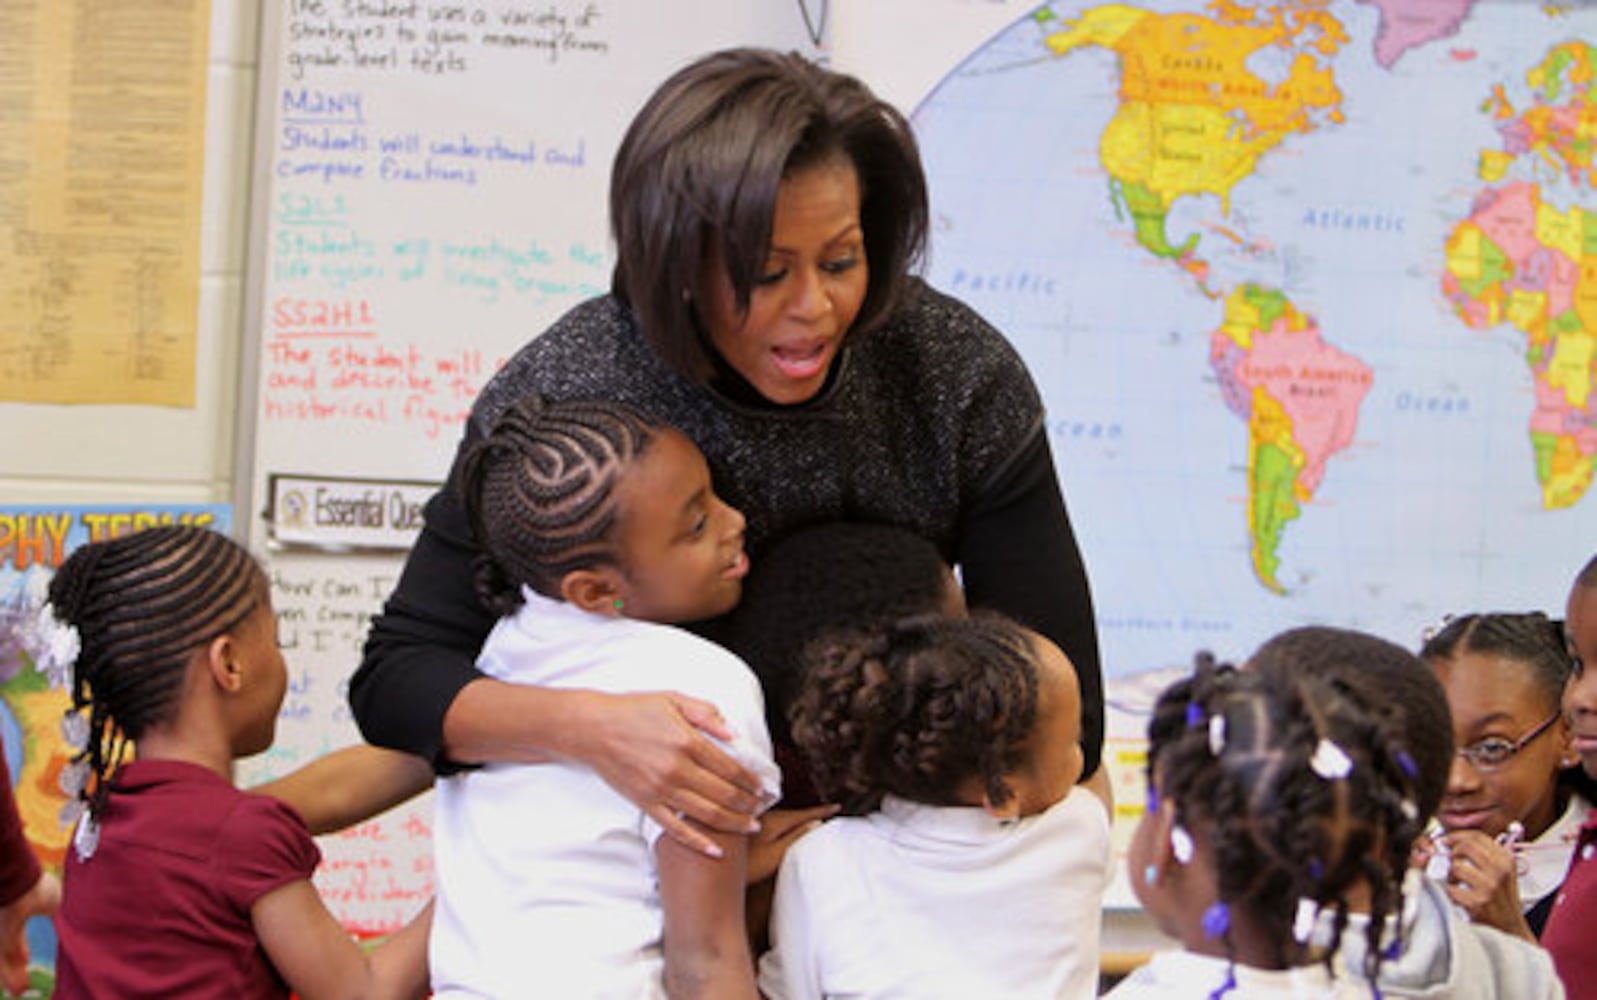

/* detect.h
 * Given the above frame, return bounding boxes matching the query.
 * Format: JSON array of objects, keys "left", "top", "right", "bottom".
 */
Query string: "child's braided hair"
[
  {"left": 1149, "top": 650, "right": 1424, "bottom": 990},
  {"left": 49, "top": 525, "right": 261, "bottom": 818}
]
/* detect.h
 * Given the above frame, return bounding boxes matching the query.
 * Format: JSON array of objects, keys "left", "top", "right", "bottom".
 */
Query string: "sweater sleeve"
[
  {"left": 0, "top": 754, "right": 39, "bottom": 906},
  {"left": 956, "top": 427, "right": 1104, "bottom": 779},
  {"left": 348, "top": 425, "right": 499, "bottom": 768}
]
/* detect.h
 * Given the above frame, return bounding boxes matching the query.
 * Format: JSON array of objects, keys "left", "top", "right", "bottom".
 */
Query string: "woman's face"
[
  {"left": 701, "top": 156, "right": 869, "bottom": 405},
  {"left": 1434, "top": 650, "right": 1571, "bottom": 840}
]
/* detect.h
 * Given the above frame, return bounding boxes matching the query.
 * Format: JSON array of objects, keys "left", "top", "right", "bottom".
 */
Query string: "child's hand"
[
  {"left": 746, "top": 805, "right": 839, "bottom": 884},
  {"left": 0, "top": 872, "right": 59, "bottom": 996},
  {"left": 1437, "top": 829, "right": 1534, "bottom": 940}
]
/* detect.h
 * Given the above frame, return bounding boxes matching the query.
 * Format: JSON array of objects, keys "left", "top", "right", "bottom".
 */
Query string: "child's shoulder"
[{"left": 623, "top": 620, "right": 762, "bottom": 690}]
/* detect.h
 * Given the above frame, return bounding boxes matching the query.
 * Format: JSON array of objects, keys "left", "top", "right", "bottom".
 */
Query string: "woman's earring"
[{"left": 1143, "top": 864, "right": 1159, "bottom": 887}]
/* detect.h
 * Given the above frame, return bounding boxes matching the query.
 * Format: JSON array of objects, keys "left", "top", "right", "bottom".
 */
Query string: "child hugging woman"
[
  {"left": 430, "top": 395, "right": 781, "bottom": 999},
  {"left": 758, "top": 612, "right": 1111, "bottom": 1000},
  {"left": 1109, "top": 657, "right": 1425, "bottom": 998}
]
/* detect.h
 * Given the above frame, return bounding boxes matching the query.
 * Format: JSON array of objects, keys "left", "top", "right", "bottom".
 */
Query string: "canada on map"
[{"left": 907, "top": 0, "right": 1596, "bottom": 713}]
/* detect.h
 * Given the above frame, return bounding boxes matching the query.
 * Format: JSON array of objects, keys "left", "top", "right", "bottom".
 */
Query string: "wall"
[{"left": 0, "top": 0, "right": 262, "bottom": 508}]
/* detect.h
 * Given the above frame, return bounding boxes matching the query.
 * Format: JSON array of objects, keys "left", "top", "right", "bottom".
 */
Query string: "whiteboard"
[{"left": 238, "top": 0, "right": 823, "bottom": 932}]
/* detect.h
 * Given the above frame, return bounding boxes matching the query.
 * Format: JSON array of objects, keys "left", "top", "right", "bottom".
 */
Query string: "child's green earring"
[{"left": 613, "top": 598, "right": 624, "bottom": 613}]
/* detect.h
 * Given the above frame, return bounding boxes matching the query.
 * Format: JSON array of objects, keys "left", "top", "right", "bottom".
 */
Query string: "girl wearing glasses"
[{"left": 1421, "top": 612, "right": 1586, "bottom": 939}]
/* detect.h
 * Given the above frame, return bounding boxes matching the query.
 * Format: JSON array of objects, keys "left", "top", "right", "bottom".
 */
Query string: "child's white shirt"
[
  {"left": 430, "top": 587, "right": 780, "bottom": 1000},
  {"left": 1104, "top": 950, "right": 1376, "bottom": 999},
  {"left": 758, "top": 786, "right": 1111, "bottom": 1000}
]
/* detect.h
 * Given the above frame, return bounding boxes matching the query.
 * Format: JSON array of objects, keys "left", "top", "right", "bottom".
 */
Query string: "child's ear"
[
  {"left": 979, "top": 780, "right": 1023, "bottom": 821},
  {"left": 203, "top": 633, "right": 244, "bottom": 693},
  {"left": 1558, "top": 717, "right": 1580, "bottom": 769},
  {"left": 1146, "top": 797, "right": 1183, "bottom": 878},
  {"left": 560, "top": 569, "right": 624, "bottom": 615}
]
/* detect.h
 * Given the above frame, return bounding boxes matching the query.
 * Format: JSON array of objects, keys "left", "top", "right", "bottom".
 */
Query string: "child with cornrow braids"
[
  {"left": 758, "top": 612, "right": 1111, "bottom": 1000},
  {"left": 34, "top": 524, "right": 434, "bottom": 1000},
  {"left": 1108, "top": 651, "right": 1427, "bottom": 999},
  {"left": 1421, "top": 612, "right": 1590, "bottom": 939},
  {"left": 430, "top": 394, "right": 781, "bottom": 999}
]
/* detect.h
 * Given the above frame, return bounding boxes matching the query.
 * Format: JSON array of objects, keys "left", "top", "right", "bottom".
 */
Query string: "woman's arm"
[
  {"left": 658, "top": 825, "right": 760, "bottom": 1000},
  {"left": 252, "top": 746, "right": 433, "bottom": 837},
  {"left": 348, "top": 431, "right": 764, "bottom": 852},
  {"left": 254, "top": 885, "right": 433, "bottom": 1000},
  {"left": 957, "top": 429, "right": 1105, "bottom": 778}
]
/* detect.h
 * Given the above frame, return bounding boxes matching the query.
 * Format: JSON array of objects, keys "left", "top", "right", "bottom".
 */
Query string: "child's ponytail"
[{"left": 791, "top": 613, "right": 1039, "bottom": 812}]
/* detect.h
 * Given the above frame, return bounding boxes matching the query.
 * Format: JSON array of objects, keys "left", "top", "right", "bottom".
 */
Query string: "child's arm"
[
  {"left": 658, "top": 823, "right": 759, "bottom": 1000},
  {"left": 253, "top": 746, "right": 433, "bottom": 836},
  {"left": 253, "top": 883, "right": 433, "bottom": 1000}
]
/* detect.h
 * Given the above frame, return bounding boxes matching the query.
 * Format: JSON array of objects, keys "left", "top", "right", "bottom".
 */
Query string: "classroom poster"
[{"left": 0, "top": 0, "right": 211, "bottom": 405}]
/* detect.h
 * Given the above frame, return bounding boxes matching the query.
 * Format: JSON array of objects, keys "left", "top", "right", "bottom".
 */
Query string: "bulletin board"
[{"left": 238, "top": 0, "right": 824, "bottom": 932}]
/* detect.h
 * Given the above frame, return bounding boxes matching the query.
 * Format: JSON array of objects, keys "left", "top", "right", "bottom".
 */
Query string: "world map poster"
[
  {"left": 884, "top": 0, "right": 1596, "bottom": 707},
  {"left": 850, "top": 0, "right": 1597, "bottom": 891}
]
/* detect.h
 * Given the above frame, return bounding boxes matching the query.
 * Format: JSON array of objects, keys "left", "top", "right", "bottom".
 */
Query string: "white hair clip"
[
  {"left": 1293, "top": 897, "right": 1321, "bottom": 944},
  {"left": 60, "top": 710, "right": 89, "bottom": 751},
  {"left": 57, "top": 759, "right": 89, "bottom": 800},
  {"left": 73, "top": 813, "right": 100, "bottom": 861},
  {"left": 1171, "top": 824, "right": 1195, "bottom": 865},
  {"left": 1310, "top": 739, "right": 1353, "bottom": 781},
  {"left": 19, "top": 600, "right": 80, "bottom": 692},
  {"left": 1208, "top": 713, "right": 1227, "bottom": 756}
]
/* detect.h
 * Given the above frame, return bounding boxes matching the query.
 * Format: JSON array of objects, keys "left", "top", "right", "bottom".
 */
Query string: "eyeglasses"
[{"left": 1455, "top": 710, "right": 1562, "bottom": 771}]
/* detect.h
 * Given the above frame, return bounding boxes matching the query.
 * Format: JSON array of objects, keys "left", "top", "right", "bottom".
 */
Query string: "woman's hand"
[
  {"left": 571, "top": 690, "right": 768, "bottom": 858},
  {"left": 441, "top": 680, "right": 768, "bottom": 857},
  {"left": 1438, "top": 829, "right": 1535, "bottom": 940}
]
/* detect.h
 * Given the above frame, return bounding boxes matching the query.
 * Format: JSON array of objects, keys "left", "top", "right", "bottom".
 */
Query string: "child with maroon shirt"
[
  {"left": 0, "top": 752, "right": 56, "bottom": 997},
  {"left": 1544, "top": 553, "right": 1597, "bottom": 998},
  {"left": 30, "top": 525, "right": 433, "bottom": 1000}
]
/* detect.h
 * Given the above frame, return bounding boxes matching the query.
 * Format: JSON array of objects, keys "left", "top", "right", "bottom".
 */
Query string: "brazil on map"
[{"left": 899, "top": 0, "right": 1596, "bottom": 722}]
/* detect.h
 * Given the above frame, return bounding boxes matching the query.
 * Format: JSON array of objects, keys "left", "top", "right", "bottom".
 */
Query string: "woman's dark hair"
[
  {"left": 610, "top": 46, "right": 928, "bottom": 381},
  {"left": 460, "top": 394, "right": 664, "bottom": 615},
  {"left": 791, "top": 612, "right": 1037, "bottom": 813},
  {"left": 721, "top": 520, "right": 955, "bottom": 744},
  {"left": 1420, "top": 612, "right": 1572, "bottom": 715},
  {"left": 1149, "top": 653, "right": 1424, "bottom": 988},
  {"left": 49, "top": 525, "right": 261, "bottom": 816},
  {"left": 1250, "top": 625, "right": 1454, "bottom": 824}
]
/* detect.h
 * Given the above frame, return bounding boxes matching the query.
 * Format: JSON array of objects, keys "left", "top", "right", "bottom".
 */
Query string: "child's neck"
[
  {"left": 133, "top": 724, "right": 235, "bottom": 783},
  {"left": 1185, "top": 909, "right": 1302, "bottom": 971}
]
